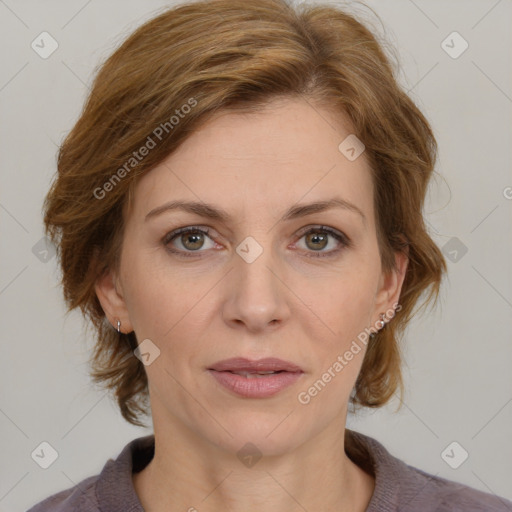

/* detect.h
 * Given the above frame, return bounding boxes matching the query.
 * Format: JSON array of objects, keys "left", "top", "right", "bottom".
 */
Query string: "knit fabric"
[{"left": 27, "top": 430, "right": 512, "bottom": 511}]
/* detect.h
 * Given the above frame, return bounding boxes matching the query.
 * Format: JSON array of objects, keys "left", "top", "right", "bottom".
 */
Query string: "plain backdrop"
[{"left": 0, "top": 0, "right": 511, "bottom": 510}]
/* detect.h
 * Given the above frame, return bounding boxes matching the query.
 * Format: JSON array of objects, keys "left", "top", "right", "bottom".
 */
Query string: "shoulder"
[
  {"left": 26, "top": 475, "right": 100, "bottom": 512},
  {"left": 401, "top": 464, "right": 512, "bottom": 511},
  {"left": 346, "top": 429, "right": 512, "bottom": 512},
  {"left": 26, "top": 434, "right": 154, "bottom": 512}
]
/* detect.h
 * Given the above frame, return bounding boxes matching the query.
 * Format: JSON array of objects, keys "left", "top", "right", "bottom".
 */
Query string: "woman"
[{"left": 27, "top": 0, "right": 511, "bottom": 510}]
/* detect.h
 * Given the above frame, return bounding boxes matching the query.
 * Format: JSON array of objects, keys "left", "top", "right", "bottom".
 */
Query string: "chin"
[{"left": 202, "top": 410, "right": 310, "bottom": 458}]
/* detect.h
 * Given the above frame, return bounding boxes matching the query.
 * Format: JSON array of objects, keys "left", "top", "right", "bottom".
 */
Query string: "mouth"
[
  {"left": 208, "top": 357, "right": 303, "bottom": 373},
  {"left": 217, "top": 370, "right": 289, "bottom": 378},
  {"left": 207, "top": 357, "right": 304, "bottom": 398}
]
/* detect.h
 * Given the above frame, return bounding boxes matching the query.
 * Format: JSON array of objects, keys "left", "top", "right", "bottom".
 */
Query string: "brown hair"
[{"left": 43, "top": 0, "right": 446, "bottom": 427}]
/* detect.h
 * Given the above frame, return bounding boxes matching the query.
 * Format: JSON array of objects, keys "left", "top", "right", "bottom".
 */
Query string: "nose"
[{"left": 222, "top": 241, "right": 291, "bottom": 333}]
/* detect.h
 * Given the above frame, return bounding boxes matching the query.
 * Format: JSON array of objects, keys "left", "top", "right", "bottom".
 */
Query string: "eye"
[
  {"left": 294, "top": 225, "right": 351, "bottom": 257},
  {"left": 163, "top": 225, "right": 351, "bottom": 259},
  {"left": 163, "top": 226, "right": 216, "bottom": 257}
]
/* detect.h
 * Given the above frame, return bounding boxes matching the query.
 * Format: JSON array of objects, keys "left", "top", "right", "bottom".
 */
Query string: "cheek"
[
  {"left": 119, "top": 246, "right": 172, "bottom": 337},
  {"left": 120, "top": 246, "right": 216, "bottom": 342},
  {"left": 315, "top": 269, "right": 378, "bottom": 343},
  {"left": 296, "top": 277, "right": 377, "bottom": 411}
]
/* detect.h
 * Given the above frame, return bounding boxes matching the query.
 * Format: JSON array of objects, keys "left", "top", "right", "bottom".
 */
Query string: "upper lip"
[{"left": 208, "top": 357, "right": 303, "bottom": 373}]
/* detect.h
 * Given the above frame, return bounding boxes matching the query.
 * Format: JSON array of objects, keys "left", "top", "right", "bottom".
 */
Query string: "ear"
[
  {"left": 94, "top": 267, "right": 134, "bottom": 334},
  {"left": 373, "top": 247, "right": 409, "bottom": 323}
]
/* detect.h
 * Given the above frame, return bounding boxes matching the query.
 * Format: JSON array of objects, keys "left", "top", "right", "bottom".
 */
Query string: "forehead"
[{"left": 127, "top": 97, "right": 374, "bottom": 225}]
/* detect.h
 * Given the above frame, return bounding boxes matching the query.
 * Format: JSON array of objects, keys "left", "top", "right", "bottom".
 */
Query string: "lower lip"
[{"left": 208, "top": 370, "right": 303, "bottom": 398}]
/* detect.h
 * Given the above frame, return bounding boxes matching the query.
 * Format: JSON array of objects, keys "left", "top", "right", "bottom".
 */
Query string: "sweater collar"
[{"left": 96, "top": 429, "right": 406, "bottom": 511}]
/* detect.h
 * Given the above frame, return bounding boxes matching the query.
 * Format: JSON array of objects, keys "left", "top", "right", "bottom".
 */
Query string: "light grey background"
[{"left": 1, "top": 0, "right": 511, "bottom": 510}]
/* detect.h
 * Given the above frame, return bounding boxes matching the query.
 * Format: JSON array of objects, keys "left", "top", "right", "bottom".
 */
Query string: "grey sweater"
[{"left": 27, "top": 430, "right": 512, "bottom": 511}]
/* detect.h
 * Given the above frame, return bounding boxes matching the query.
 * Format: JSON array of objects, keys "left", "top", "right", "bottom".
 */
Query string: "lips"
[{"left": 208, "top": 357, "right": 304, "bottom": 398}]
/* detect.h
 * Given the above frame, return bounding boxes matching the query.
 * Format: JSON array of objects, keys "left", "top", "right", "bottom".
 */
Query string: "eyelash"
[{"left": 163, "top": 225, "right": 351, "bottom": 259}]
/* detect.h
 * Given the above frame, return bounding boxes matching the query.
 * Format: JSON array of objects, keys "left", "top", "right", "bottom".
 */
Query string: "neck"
[{"left": 133, "top": 416, "right": 375, "bottom": 512}]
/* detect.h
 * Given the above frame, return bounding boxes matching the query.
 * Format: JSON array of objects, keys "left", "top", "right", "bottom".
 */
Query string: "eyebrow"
[{"left": 145, "top": 197, "right": 366, "bottom": 227}]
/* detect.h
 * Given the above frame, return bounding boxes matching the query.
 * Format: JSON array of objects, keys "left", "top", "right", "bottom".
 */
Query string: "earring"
[
  {"left": 116, "top": 319, "right": 121, "bottom": 333},
  {"left": 370, "top": 313, "right": 386, "bottom": 339}
]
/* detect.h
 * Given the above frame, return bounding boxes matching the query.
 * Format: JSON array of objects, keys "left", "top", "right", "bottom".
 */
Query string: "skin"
[{"left": 95, "top": 96, "right": 408, "bottom": 512}]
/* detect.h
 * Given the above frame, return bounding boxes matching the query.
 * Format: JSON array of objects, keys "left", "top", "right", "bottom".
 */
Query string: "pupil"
[
  {"left": 183, "top": 232, "right": 203, "bottom": 250},
  {"left": 307, "top": 232, "right": 327, "bottom": 250}
]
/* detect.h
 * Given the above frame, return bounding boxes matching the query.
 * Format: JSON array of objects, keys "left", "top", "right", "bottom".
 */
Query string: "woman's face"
[{"left": 96, "top": 97, "right": 407, "bottom": 456}]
